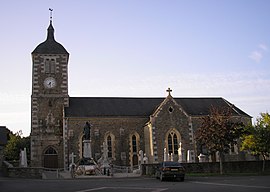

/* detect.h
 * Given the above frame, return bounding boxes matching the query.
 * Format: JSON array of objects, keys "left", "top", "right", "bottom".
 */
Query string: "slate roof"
[
  {"left": 32, "top": 22, "right": 69, "bottom": 54},
  {"left": 64, "top": 97, "right": 251, "bottom": 118}
]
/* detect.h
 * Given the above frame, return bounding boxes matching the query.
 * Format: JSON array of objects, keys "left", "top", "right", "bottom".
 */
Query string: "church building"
[{"left": 30, "top": 19, "right": 251, "bottom": 169}]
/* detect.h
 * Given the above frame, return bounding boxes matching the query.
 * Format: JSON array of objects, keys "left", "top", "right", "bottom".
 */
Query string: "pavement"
[
  {"left": 2, "top": 175, "right": 270, "bottom": 192},
  {"left": 74, "top": 172, "right": 141, "bottom": 179},
  {"left": 42, "top": 170, "right": 141, "bottom": 179}
]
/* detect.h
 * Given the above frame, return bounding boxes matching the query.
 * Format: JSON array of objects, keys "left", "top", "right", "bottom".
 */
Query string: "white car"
[{"left": 77, "top": 158, "right": 97, "bottom": 175}]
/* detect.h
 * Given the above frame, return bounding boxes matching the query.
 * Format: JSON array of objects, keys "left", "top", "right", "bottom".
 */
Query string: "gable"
[
  {"left": 151, "top": 95, "right": 189, "bottom": 118},
  {"left": 64, "top": 97, "right": 251, "bottom": 118}
]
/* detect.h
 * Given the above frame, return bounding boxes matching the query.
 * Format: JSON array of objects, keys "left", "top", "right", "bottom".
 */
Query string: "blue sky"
[{"left": 1, "top": 0, "right": 270, "bottom": 136}]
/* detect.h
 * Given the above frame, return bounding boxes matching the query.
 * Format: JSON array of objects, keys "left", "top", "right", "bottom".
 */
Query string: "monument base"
[{"left": 83, "top": 140, "right": 92, "bottom": 158}]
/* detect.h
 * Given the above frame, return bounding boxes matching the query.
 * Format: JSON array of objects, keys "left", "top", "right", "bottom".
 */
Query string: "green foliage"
[
  {"left": 257, "top": 112, "right": 270, "bottom": 128},
  {"left": 3, "top": 130, "right": 30, "bottom": 161},
  {"left": 241, "top": 113, "right": 270, "bottom": 161}
]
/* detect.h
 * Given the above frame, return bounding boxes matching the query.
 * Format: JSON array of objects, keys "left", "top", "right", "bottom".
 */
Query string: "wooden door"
[{"left": 44, "top": 147, "right": 58, "bottom": 168}]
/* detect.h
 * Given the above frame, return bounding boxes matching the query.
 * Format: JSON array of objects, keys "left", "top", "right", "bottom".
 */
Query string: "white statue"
[
  {"left": 139, "top": 150, "right": 144, "bottom": 164},
  {"left": 143, "top": 153, "right": 148, "bottom": 164},
  {"left": 19, "top": 148, "right": 28, "bottom": 167},
  {"left": 164, "top": 148, "right": 168, "bottom": 161},
  {"left": 178, "top": 142, "right": 183, "bottom": 162}
]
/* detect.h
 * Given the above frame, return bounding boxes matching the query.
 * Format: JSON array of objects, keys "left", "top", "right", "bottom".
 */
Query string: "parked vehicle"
[
  {"left": 77, "top": 158, "right": 96, "bottom": 175},
  {"left": 156, "top": 161, "right": 185, "bottom": 181}
]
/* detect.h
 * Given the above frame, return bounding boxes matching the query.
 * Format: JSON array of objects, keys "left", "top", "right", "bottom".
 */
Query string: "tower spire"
[
  {"left": 46, "top": 8, "right": 55, "bottom": 41},
  {"left": 49, "top": 8, "right": 53, "bottom": 24}
]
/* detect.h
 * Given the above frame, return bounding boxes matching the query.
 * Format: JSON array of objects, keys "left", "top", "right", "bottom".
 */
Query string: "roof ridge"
[{"left": 65, "top": 97, "right": 251, "bottom": 118}]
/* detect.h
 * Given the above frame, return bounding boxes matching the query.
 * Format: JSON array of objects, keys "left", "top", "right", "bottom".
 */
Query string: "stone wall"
[
  {"left": 150, "top": 98, "right": 192, "bottom": 163},
  {"left": 3, "top": 167, "right": 43, "bottom": 179},
  {"left": 31, "top": 53, "right": 69, "bottom": 168},
  {"left": 142, "top": 160, "right": 270, "bottom": 176},
  {"left": 66, "top": 117, "right": 149, "bottom": 166}
]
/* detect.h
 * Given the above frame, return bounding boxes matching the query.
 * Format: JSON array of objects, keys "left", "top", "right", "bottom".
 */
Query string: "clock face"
[{"left": 44, "top": 77, "right": 56, "bottom": 89}]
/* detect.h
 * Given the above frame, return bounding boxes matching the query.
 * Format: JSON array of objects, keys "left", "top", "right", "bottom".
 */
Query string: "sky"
[{"left": 1, "top": 0, "right": 270, "bottom": 137}]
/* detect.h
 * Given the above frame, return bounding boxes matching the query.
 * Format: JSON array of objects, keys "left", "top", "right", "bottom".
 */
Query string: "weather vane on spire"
[{"left": 49, "top": 8, "right": 53, "bottom": 23}]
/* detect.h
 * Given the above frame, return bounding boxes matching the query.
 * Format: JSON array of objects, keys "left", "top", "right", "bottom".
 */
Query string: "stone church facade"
[{"left": 30, "top": 20, "right": 251, "bottom": 169}]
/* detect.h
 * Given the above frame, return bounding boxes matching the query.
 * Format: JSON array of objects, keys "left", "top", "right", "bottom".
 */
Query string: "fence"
[
  {"left": 2, "top": 161, "right": 67, "bottom": 179},
  {"left": 141, "top": 160, "right": 270, "bottom": 176},
  {"left": 4, "top": 160, "right": 269, "bottom": 178}
]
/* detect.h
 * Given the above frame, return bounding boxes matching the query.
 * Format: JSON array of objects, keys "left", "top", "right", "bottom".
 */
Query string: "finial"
[
  {"left": 166, "top": 88, "right": 172, "bottom": 96},
  {"left": 49, "top": 8, "right": 53, "bottom": 24}
]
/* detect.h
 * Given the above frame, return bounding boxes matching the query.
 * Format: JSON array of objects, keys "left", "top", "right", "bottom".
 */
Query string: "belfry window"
[
  {"left": 168, "top": 132, "right": 178, "bottom": 155},
  {"left": 45, "top": 59, "right": 50, "bottom": 73},
  {"left": 45, "top": 58, "right": 56, "bottom": 74},
  {"left": 50, "top": 59, "right": 55, "bottom": 73}
]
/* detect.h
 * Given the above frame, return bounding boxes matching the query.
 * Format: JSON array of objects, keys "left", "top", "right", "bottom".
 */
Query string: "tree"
[
  {"left": 195, "top": 106, "right": 245, "bottom": 174},
  {"left": 3, "top": 130, "right": 30, "bottom": 162},
  {"left": 241, "top": 112, "right": 270, "bottom": 172}
]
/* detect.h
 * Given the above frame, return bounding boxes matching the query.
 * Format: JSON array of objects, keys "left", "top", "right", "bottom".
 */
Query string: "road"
[{"left": 1, "top": 175, "right": 270, "bottom": 192}]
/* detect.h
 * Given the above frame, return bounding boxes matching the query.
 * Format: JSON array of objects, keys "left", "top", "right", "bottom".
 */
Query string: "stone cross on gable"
[{"left": 166, "top": 88, "right": 172, "bottom": 96}]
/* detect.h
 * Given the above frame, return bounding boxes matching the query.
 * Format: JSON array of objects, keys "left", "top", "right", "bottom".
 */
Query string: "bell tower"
[{"left": 30, "top": 10, "right": 69, "bottom": 168}]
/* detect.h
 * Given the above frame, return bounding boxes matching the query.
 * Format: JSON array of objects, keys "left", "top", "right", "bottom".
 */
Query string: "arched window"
[
  {"left": 129, "top": 133, "right": 140, "bottom": 167},
  {"left": 132, "top": 135, "right": 137, "bottom": 154},
  {"left": 168, "top": 132, "right": 178, "bottom": 155},
  {"left": 45, "top": 147, "right": 57, "bottom": 154},
  {"left": 104, "top": 133, "right": 115, "bottom": 160},
  {"left": 107, "top": 135, "right": 112, "bottom": 158}
]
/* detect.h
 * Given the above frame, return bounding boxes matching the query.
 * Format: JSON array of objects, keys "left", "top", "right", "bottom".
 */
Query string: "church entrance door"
[
  {"left": 132, "top": 154, "right": 138, "bottom": 166},
  {"left": 44, "top": 147, "right": 58, "bottom": 168},
  {"left": 44, "top": 155, "right": 58, "bottom": 168}
]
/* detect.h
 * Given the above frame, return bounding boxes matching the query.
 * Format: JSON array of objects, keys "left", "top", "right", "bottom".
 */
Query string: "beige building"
[{"left": 30, "top": 20, "right": 251, "bottom": 169}]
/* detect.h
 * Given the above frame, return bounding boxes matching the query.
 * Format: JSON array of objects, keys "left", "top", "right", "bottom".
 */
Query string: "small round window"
[{"left": 168, "top": 106, "right": 174, "bottom": 113}]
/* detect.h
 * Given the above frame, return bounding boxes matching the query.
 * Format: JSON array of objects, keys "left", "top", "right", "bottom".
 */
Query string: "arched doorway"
[{"left": 44, "top": 146, "right": 58, "bottom": 168}]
